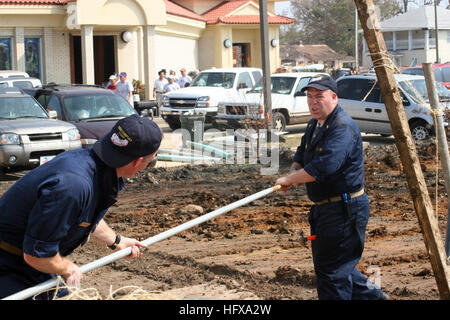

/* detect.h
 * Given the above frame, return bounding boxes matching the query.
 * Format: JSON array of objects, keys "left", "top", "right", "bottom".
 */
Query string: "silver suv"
[
  {"left": 336, "top": 74, "right": 450, "bottom": 140},
  {"left": 0, "top": 87, "right": 81, "bottom": 178}
]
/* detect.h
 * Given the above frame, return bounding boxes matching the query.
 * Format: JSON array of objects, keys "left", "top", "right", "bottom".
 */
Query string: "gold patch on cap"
[{"left": 117, "top": 125, "right": 133, "bottom": 142}]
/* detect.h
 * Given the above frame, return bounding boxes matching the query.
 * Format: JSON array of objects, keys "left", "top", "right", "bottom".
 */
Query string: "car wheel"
[
  {"left": 272, "top": 112, "right": 286, "bottom": 132},
  {"left": 410, "top": 120, "right": 430, "bottom": 141},
  {"left": 167, "top": 118, "right": 181, "bottom": 131},
  {"left": 0, "top": 167, "right": 4, "bottom": 181}
]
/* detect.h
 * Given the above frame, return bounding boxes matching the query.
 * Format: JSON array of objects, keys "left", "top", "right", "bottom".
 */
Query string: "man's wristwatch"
[{"left": 108, "top": 234, "right": 121, "bottom": 250}]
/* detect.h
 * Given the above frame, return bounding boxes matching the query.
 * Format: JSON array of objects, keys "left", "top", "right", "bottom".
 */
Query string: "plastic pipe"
[
  {"left": 3, "top": 185, "right": 281, "bottom": 300},
  {"left": 188, "top": 141, "right": 230, "bottom": 159},
  {"left": 156, "top": 154, "right": 222, "bottom": 163}
]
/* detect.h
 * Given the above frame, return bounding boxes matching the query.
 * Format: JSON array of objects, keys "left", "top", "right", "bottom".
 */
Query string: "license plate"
[{"left": 40, "top": 155, "right": 55, "bottom": 165}]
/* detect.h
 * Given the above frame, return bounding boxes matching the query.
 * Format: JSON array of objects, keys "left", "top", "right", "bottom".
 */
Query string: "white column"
[
  {"left": 14, "top": 27, "right": 25, "bottom": 71},
  {"left": 392, "top": 31, "right": 397, "bottom": 51},
  {"left": 43, "top": 27, "right": 53, "bottom": 84},
  {"left": 408, "top": 30, "right": 412, "bottom": 50},
  {"left": 81, "top": 25, "right": 95, "bottom": 84},
  {"left": 425, "top": 29, "right": 430, "bottom": 50},
  {"left": 143, "top": 25, "right": 156, "bottom": 100}
]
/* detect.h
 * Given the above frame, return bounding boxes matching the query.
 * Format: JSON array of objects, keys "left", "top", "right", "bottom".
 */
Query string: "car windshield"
[
  {"left": 0, "top": 96, "right": 48, "bottom": 119},
  {"left": 190, "top": 72, "right": 236, "bottom": 89},
  {"left": 249, "top": 77, "right": 297, "bottom": 95},
  {"left": 62, "top": 93, "right": 136, "bottom": 121},
  {"left": 398, "top": 79, "right": 450, "bottom": 104},
  {"left": 402, "top": 67, "right": 448, "bottom": 83}
]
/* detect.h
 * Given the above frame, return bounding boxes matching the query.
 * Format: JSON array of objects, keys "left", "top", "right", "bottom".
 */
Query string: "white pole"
[
  {"left": 355, "top": 6, "right": 359, "bottom": 71},
  {"left": 3, "top": 185, "right": 281, "bottom": 300}
]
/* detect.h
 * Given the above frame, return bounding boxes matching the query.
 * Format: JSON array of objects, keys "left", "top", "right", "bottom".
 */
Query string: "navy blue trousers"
[
  {"left": 0, "top": 250, "right": 68, "bottom": 300},
  {"left": 308, "top": 194, "right": 385, "bottom": 300}
]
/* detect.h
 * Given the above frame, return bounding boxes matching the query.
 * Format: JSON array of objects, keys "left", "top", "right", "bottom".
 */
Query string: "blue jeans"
[{"left": 308, "top": 194, "right": 385, "bottom": 300}]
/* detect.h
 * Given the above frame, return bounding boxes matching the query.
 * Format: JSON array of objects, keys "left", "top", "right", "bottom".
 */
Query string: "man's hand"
[
  {"left": 275, "top": 176, "right": 292, "bottom": 192},
  {"left": 62, "top": 262, "right": 83, "bottom": 288},
  {"left": 116, "top": 236, "right": 147, "bottom": 259}
]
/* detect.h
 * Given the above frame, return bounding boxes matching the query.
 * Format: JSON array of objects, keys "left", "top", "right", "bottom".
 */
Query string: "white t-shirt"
[
  {"left": 178, "top": 75, "right": 192, "bottom": 88},
  {"left": 117, "top": 80, "right": 134, "bottom": 105},
  {"left": 163, "top": 82, "right": 180, "bottom": 92},
  {"left": 154, "top": 78, "right": 168, "bottom": 93}
]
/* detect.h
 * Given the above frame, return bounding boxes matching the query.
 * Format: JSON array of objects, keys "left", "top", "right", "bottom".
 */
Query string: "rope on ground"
[{"left": 32, "top": 276, "right": 178, "bottom": 300}]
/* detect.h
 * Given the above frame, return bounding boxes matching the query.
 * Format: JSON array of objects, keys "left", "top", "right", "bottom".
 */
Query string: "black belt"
[{"left": 0, "top": 241, "right": 23, "bottom": 256}]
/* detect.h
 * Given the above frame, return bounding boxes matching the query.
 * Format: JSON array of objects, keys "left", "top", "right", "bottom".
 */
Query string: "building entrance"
[{"left": 70, "top": 35, "right": 116, "bottom": 86}]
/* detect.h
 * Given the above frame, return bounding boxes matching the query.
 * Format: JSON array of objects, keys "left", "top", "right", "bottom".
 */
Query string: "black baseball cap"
[
  {"left": 301, "top": 75, "right": 337, "bottom": 94},
  {"left": 93, "top": 114, "right": 162, "bottom": 168}
]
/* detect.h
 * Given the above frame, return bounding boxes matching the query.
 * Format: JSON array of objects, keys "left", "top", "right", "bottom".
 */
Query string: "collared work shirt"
[
  {"left": 0, "top": 148, "right": 123, "bottom": 258},
  {"left": 293, "top": 105, "right": 365, "bottom": 202}
]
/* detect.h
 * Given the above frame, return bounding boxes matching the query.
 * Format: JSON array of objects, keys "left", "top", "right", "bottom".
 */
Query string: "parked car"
[
  {"left": 0, "top": 87, "right": 81, "bottom": 178},
  {"left": 160, "top": 67, "right": 262, "bottom": 130},
  {"left": 0, "top": 76, "right": 42, "bottom": 89},
  {"left": 22, "top": 84, "right": 137, "bottom": 148},
  {"left": 402, "top": 63, "right": 450, "bottom": 90},
  {"left": 336, "top": 74, "right": 450, "bottom": 140},
  {"left": 0, "top": 70, "right": 30, "bottom": 79},
  {"left": 215, "top": 72, "right": 328, "bottom": 132}
]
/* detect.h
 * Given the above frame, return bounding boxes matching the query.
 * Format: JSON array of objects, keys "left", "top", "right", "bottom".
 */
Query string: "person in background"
[
  {"left": 116, "top": 72, "right": 134, "bottom": 106},
  {"left": 163, "top": 75, "right": 180, "bottom": 93},
  {"left": 154, "top": 70, "right": 168, "bottom": 111},
  {"left": 178, "top": 68, "right": 192, "bottom": 88},
  {"left": 107, "top": 75, "right": 118, "bottom": 91}
]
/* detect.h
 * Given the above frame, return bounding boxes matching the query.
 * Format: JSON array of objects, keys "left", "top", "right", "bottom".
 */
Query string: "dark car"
[{"left": 23, "top": 84, "right": 137, "bottom": 148}]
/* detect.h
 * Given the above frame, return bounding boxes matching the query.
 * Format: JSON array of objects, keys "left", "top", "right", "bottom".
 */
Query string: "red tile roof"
[
  {"left": 214, "top": 15, "right": 295, "bottom": 25},
  {"left": 203, "top": 0, "right": 295, "bottom": 25},
  {"left": 0, "top": 0, "right": 295, "bottom": 25},
  {"left": 0, "top": 0, "right": 71, "bottom": 4},
  {"left": 164, "top": 0, "right": 206, "bottom": 22}
]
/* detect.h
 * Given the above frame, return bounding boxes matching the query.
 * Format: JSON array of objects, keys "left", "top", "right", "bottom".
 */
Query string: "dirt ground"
[{"left": 1, "top": 139, "right": 449, "bottom": 300}]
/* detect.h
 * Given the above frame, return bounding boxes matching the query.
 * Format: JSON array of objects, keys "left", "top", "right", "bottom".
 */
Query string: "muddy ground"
[{"left": 1, "top": 140, "right": 449, "bottom": 300}]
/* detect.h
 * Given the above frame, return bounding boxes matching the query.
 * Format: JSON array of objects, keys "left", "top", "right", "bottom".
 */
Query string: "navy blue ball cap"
[
  {"left": 93, "top": 114, "right": 162, "bottom": 168},
  {"left": 301, "top": 75, "right": 337, "bottom": 94}
]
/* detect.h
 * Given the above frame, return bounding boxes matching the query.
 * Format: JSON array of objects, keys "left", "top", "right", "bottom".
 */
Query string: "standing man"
[
  {"left": 107, "top": 74, "right": 118, "bottom": 91},
  {"left": 116, "top": 72, "right": 134, "bottom": 106},
  {"left": 275, "top": 75, "right": 388, "bottom": 300},
  {"left": 154, "top": 70, "right": 168, "bottom": 112},
  {"left": 163, "top": 75, "right": 180, "bottom": 94},
  {"left": 178, "top": 68, "right": 192, "bottom": 88},
  {"left": 0, "top": 114, "right": 162, "bottom": 299}
]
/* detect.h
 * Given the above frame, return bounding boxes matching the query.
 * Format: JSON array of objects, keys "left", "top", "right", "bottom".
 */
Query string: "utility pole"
[
  {"left": 258, "top": 0, "right": 273, "bottom": 131},
  {"left": 354, "top": 0, "right": 450, "bottom": 299},
  {"left": 434, "top": 0, "right": 440, "bottom": 63}
]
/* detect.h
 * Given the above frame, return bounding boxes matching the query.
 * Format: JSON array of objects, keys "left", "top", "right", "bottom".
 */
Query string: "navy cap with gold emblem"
[
  {"left": 301, "top": 75, "right": 338, "bottom": 94},
  {"left": 93, "top": 114, "right": 162, "bottom": 168}
]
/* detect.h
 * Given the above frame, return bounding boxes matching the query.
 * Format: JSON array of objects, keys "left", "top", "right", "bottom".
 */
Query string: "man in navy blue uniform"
[
  {"left": 275, "top": 75, "right": 388, "bottom": 300},
  {"left": 0, "top": 114, "right": 162, "bottom": 299}
]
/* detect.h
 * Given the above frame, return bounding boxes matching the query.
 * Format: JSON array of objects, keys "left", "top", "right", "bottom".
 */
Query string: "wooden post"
[
  {"left": 422, "top": 63, "right": 450, "bottom": 257},
  {"left": 354, "top": 0, "right": 450, "bottom": 299}
]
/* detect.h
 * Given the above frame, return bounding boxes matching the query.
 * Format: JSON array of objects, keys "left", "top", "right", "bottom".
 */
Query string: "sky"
[{"left": 274, "top": 1, "right": 294, "bottom": 17}]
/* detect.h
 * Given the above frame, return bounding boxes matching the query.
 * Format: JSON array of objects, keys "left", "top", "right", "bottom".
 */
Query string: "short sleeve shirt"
[{"left": 116, "top": 80, "right": 134, "bottom": 105}]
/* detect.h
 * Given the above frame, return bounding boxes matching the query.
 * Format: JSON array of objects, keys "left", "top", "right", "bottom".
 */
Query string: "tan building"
[
  {"left": 0, "top": 0, "right": 294, "bottom": 99},
  {"left": 280, "top": 43, "right": 354, "bottom": 70},
  {"left": 362, "top": 5, "right": 450, "bottom": 69}
]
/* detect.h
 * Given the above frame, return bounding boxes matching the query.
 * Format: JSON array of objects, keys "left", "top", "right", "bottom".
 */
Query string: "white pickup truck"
[
  {"left": 160, "top": 67, "right": 262, "bottom": 130},
  {"left": 215, "top": 72, "right": 328, "bottom": 132}
]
